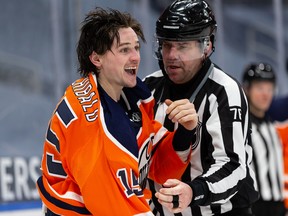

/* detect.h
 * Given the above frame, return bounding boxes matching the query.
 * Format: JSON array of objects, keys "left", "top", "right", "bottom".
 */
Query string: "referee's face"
[
  {"left": 248, "top": 81, "right": 275, "bottom": 116},
  {"left": 161, "top": 40, "right": 203, "bottom": 84}
]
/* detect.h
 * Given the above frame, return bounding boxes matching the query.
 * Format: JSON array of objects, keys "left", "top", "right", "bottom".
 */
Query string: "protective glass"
[{"left": 153, "top": 36, "right": 209, "bottom": 62}]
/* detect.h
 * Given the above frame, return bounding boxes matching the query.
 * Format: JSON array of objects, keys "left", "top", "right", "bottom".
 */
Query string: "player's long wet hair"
[{"left": 77, "top": 7, "right": 146, "bottom": 77}]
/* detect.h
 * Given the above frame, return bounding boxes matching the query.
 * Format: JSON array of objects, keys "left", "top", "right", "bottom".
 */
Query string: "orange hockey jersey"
[
  {"left": 36, "top": 74, "right": 190, "bottom": 216},
  {"left": 276, "top": 121, "right": 288, "bottom": 209}
]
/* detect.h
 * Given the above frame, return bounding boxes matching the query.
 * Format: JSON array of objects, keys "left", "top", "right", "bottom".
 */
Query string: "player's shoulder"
[
  {"left": 143, "top": 70, "right": 164, "bottom": 80},
  {"left": 143, "top": 70, "right": 165, "bottom": 89},
  {"left": 58, "top": 75, "right": 100, "bottom": 125},
  {"left": 211, "top": 65, "right": 241, "bottom": 89}
]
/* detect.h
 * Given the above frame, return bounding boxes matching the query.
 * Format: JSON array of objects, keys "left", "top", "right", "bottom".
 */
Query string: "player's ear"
[{"left": 89, "top": 51, "right": 101, "bottom": 67}]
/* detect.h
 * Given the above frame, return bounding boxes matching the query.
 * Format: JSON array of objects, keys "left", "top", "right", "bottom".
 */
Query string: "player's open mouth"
[{"left": 125, "top": 66, "right": 137, "bottom": 75}]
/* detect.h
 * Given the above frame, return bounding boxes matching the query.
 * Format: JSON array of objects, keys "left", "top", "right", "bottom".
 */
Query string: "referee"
[
  {"left": 144, "top": 0, "right": 259, "bottom": 215},
  {"left": 242, "top": 63, "right": 286, "bottom": 216}
]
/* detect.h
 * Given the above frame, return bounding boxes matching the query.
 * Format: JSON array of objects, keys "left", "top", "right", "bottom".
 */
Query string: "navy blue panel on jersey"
[
  {"left": 98, "top": 84, "right": 139, "bottom": 158},
  {"left": 47, "top": 125, "right": 60, "bottom": 152},
  {"left": 47, "top": 154, "right": 67, "bottom": 177},
  {"left": 56, "top": 99, "right": 76, "bottom": 127}
]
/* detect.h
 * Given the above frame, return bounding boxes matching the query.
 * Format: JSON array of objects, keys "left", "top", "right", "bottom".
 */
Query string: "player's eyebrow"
[{"left": 118, "top": 40, "right": 140, "bottom": 47}]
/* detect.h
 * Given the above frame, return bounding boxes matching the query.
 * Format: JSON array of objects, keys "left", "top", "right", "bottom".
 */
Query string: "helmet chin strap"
[{"left": 205, "top": 48, "right": 214, "bottom": 59}]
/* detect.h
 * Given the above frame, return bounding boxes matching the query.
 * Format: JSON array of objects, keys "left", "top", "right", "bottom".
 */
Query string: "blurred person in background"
[
  {"left": 267, "top": 79, "right": 288, "bottom": 213},
  {"left": 268, "top": 95, "right": 288, "bottom": 122},
  {"left": 242, "top": 62, "right": 286, "bottom": 216},
  {"left": 143, "top": 0, "right": 259, "bottom": 215}
]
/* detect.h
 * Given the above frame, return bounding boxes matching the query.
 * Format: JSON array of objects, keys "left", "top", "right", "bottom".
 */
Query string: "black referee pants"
[{"left": 252, "top": 200, "right": 286, "bottom": 216}]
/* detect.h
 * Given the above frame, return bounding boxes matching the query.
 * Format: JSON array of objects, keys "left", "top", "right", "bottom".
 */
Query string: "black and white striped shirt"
[
  {"left": 144, "top": 59, "right": 259, "bottom": 216},
  {"left": 250, "top": 114, "right": 284, "bottom": 202}
]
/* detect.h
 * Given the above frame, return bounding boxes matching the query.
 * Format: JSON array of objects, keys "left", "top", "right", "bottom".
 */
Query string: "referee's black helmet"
[
  {"left": 242, "top": 63, "right": 276, "bottom": 85},
  {"left": 155, "top": 0, "right": 217, "bottom": 43}
]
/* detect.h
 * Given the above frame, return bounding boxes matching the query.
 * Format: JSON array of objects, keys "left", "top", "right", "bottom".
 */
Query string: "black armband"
[{"left": 173, "top": 125, "right": 196, "bottom": 151}]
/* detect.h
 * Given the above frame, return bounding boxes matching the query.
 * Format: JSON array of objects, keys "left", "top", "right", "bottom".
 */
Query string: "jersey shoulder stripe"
[
  {"left": 46, "top": 125, "right": 60, "bottom": 152},
  {"left": 56, "top": 97, "right": 78, "bottom": 128}
]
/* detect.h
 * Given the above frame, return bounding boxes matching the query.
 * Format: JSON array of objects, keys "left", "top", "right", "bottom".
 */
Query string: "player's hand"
[
  {"left": 155, "top": 179, "right": 193, "bottom": 213},
  {"left": 165, "top": 99, "right": 198, "bottom": 131}
]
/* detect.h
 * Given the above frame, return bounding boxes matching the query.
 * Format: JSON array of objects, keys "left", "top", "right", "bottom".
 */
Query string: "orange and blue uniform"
[{"left": 37, "top": 74, "right": 191, "bottom": 215}]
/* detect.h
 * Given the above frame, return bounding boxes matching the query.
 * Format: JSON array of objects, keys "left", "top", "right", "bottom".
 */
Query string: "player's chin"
[{"left": 125, "top": 80, "right": 137, "bottom": 88}]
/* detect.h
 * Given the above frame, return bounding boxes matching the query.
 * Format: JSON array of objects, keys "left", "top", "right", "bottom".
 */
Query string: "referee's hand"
[
  {"left": 165, "top": 99, "right": 198, "bottom": 131},
  {"left": 155, "top": 179, "right": 193, "bottom": 213}
]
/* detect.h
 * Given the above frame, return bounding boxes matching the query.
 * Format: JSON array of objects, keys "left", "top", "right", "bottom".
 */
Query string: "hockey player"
[{"left": 36, "top": 7, "right": 198, "bottom": 216}]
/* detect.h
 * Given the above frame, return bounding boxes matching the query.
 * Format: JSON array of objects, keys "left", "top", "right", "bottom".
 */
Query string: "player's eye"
[
  {"left": 135, "top": 45, "right": 140, "bottom": 52},
  {"left": 120, "top": 47, "right": 130, "bottom": 53}
]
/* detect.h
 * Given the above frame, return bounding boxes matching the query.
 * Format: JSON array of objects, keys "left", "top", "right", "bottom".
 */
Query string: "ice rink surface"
[{"left": 0, "top": 209, "right": 42, "bottom": 216}]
